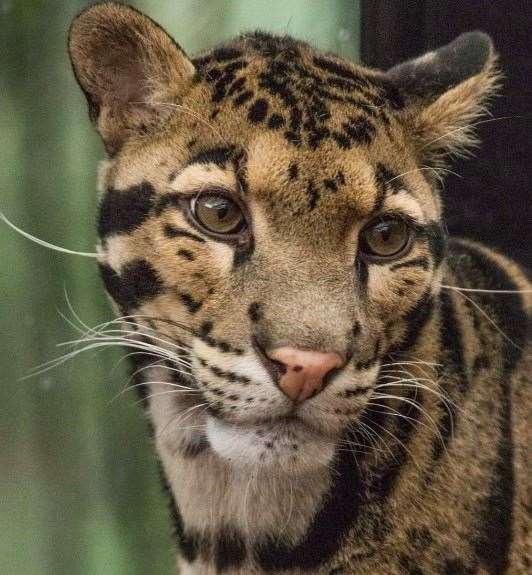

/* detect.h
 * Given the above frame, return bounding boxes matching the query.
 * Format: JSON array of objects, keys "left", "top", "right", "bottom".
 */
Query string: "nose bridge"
[{"left": 252, "top": 247, "right": 355, "bottom": 353}]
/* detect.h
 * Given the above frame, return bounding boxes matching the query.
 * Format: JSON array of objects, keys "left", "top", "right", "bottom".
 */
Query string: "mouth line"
[{"left": 208, "top": 412, "right": 335, "bottom": 441}]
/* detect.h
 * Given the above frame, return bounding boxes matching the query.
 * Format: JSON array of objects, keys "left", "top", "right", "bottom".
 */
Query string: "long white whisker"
[{"left": 0, "top": 210, "right": 98, "bottom": 257}]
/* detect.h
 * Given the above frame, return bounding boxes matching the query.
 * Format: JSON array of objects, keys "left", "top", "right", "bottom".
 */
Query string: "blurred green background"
[{"left": 0, "top": 2, "right": 360, "bottom": 574}]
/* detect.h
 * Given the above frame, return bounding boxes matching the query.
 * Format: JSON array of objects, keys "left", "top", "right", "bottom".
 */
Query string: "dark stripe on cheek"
[
  {"left": 99, "top": 259, "right": 164, "bottom": 312},
  {"left": 179, "top": 292, "right": 203, "bottom": 314},
  {"left": 164, "top": 224, "right": 206, "bottom": 243},
  {"left": 98, "top": 182, "right": 155, "bottom": 238},
  {"left": 390, "top": 290, "right": 434, "bottom": 355},
  {"left": 423, "top": 222, "right": 446, "bottom": 266},
  {"left": 178, "top": 249, "right": 196, "bottom": 261},
  {"left": 356, "top": 256, "right": 369, "bottom": 294},
  {"left": 248, "top": 302, "right": 263, "bottom": 322},
  {"left": 390, "top": 256, "right": 430, "bottom": 272}
]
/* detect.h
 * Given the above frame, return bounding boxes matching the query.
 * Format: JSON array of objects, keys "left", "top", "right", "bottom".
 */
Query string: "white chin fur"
[{"left": 206, "top": 416, "right": 336, "bottom": 474}]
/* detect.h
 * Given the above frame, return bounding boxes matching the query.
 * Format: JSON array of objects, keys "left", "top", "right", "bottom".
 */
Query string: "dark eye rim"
[
  {"left": 358, "top": 215, "right": 414, "bottom": 263},
  {"left": 186, "top": 188, "right": 250, "bottom": 243}
]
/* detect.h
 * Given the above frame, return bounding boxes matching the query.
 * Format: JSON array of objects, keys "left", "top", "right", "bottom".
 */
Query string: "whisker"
[
  {"left": 440, "top": 284, "right": 532, "bottom": 294},
  {"left": 0, "top": 209, "right": 98, "bottom": 257}
]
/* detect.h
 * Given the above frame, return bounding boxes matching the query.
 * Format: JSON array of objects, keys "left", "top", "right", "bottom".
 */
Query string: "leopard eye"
[
  {"left": 191, "top": 193, "right": 246, "bottom": 236},
  {"left": 359, "top": 217, "right": 412, "bottom": 259}
]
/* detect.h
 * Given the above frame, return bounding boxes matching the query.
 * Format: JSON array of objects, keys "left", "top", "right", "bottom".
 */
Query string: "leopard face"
[{"left": 69, "top": 4, "right": 497, "bottom": 475}]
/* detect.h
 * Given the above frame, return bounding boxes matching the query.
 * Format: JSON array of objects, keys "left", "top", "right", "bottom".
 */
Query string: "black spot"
[
  {"left": 179, "top": 292, "right": 203, "bottom": 314},
  {"left": 268, "top": 113, "right": 285, "bottom": 129},
  {"left": 306, "top": 180, "right": 320, "bottom": 211},
  {"left": 163, "top": 224, "right": 206, "bottom": 243},
  {"left": 323, "top": 178, "right": 338, "bottom": 192},
  {"left": 214, "top": 526, "right": 246, "bottom": 572},
  {"left": 99, "top": 259, "right": 164, "bottom": 313},
  {"left": 288, "top": 162, "right": 299, "bottom": 181},
  {"left": 390, "top": 256, "right": 430, "bottom": 272},
  {"left": 342, "top": 116, "right": 375, "bottom": 145},
  {"left": 199, "top": 321, "right": 213, "bottom": 337},
  {"left": 248, "top": 302, "right": 263, "bottom": 322},
  {"left": 226, "top": 76, "right": 246, "bottom": 96},
  {"left": 248, "top": 98, "right": 269, "bottom": 123},
  {"left": 98, "top": 182, "right": 155, "bottom": 238},
  {"left": 234, "top": 90, "right": 254, "bottom": 106},
  {"left": 177, "top": 249, "right": 195, "bottom": 261},
  {"left": 332, "top": 131, "right": 352, "bottom": 150}
]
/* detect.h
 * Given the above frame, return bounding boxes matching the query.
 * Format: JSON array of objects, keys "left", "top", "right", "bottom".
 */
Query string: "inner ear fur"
[
  {"left": 386, "top": 32, "right": 500, "bottom": 167},
  {"left": 69, "top": 2, "right": 195, "bottom": 155}
]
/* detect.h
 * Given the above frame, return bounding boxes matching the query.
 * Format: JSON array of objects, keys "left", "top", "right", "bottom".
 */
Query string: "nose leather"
[{"left": 267, "top": 347, "right": 344, "bottom": 402}]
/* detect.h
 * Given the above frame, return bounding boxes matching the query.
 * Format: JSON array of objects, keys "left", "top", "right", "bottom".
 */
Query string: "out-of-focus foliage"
[{"left": 0, "top": 1, "right": 359, "bottom": 573}]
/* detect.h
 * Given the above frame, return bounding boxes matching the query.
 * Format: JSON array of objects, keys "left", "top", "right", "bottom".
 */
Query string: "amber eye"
[
  {"left": 359, "top": 217, "right": 412, "bottom": 259},
  {"left": 192, "top": 193, "right": 246, "bottom": 235}
]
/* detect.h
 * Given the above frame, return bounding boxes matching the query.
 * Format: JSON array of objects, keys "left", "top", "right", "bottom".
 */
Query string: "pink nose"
[{"left": 267, "top": 347, "right": 344, "bottom": 402}]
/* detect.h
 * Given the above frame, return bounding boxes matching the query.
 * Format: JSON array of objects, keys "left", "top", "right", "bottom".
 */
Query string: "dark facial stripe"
[
  {"left": 422, "top": 222, "right": 446, "bottom": 267},
  {"left": 356, "top": 256, "right": 369, "bottom": 295},
  {"left": 390, "top": 256, "right": 430, "bottom": 272},
  {"left": 99, "top": 259, "right": 164, "bottom": 313},
  {"left": 98, "top": 182, "right": 155, "bottom": 238},
  {"left": 164, "top": 224, "right": 206, "bottom": 243},
  {"left": 177, "top": 249, "right": 196, "bottom": 261},
  {"left": 248, "top": 302, "right": 262, "bottom": 322},
  {"left": 389, "top": 289, "right": 434, "bottom": 356},
  {"left": 179, "top": 292, "right": 203, "bottom": 314},
  {"left": 188, "top": 146, "right": 235, "bottom": 167}
]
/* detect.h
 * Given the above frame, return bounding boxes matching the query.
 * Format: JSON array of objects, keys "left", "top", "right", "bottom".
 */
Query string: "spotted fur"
[{"left": 69, "top": 4, "right": 530, "bottom": 574}]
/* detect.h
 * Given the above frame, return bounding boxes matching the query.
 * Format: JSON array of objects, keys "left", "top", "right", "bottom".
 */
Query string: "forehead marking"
[{"left": 195, "top": 35, "right": 403, "bottom": 151}]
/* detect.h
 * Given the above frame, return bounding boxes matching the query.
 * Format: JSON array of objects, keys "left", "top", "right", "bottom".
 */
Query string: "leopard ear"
[
  {"left": 69, "top": 3, "right": 195, "bottom": 156},
  {"left": 386, "top": 32, "right": 500, "bottom": 167}
]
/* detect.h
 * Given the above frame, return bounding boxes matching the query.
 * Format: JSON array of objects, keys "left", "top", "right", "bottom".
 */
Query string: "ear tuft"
[
  {"left": 386, "top": 32, "right": 500, "bottom": 168},
  {"left": 69, "top": 3, "right": 195, "bottom": 155}
]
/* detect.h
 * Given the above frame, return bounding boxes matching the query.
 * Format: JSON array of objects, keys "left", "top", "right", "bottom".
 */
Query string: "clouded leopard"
[{"left": 67, "top": 3, "right": 531, "bottom": 574}]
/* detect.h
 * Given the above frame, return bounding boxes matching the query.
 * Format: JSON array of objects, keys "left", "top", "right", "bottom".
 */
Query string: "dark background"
[{"left": 362, "top": 0, "right": 531, "bottom": 268}]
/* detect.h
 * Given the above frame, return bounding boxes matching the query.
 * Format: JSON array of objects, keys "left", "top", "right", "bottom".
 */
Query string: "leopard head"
[{"left": 69, "top": 3, "right": 498, "bottom": 474}]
